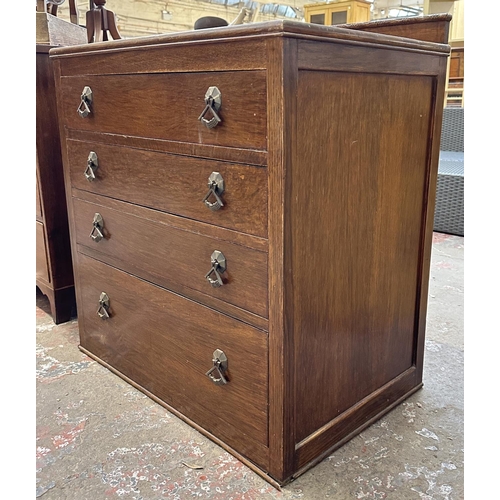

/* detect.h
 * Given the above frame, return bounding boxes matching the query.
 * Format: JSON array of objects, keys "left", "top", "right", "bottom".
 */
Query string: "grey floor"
[{"left": 36, "top": 232, "right": 464, "bottom": 499}]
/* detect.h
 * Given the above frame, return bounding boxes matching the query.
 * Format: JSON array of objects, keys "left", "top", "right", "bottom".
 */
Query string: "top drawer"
[{"left": 58, "top": 71, "right": 267, "bottom": 151}]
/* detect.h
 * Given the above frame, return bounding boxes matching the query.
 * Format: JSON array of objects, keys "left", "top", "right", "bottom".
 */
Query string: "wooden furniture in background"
[
  {"left": 446, "top": 45, "right": 464, "bottom": 107},
  {"left": 86, "top": 0, "right": 122, "bottom": 43},
  {"left": 304, "top": 0, "right": 371, "bottom": 26},
  {"left": 51, "top": 20, "right": 449, "bottom": 486},
  {"left": 339, "top": 12, "right": 452, "bottom": 43},
  {"left": 36, "top": 9, "right": 86, "bottom": 323}
]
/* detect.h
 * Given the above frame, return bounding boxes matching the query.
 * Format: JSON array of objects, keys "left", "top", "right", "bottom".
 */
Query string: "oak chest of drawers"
[{"left": 51, "top": 21, "right": 449, "bottom": 486}]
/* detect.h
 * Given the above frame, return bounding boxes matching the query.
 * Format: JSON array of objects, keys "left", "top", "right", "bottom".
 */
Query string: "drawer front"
[
  {"left": 73, "top": 196, "right": 269, "bottom": 319},
  {"left": 36, "top": 221, "right": 50, "bottom": 283},
  {"left": 76, "top": 252, "right": 269, "bottom": 457},
  {"left": 59, "top": 71, "right": 267, "bottom": 150},
  {"left": 67, "top": 139, "right": 268, "bottom": 238}
]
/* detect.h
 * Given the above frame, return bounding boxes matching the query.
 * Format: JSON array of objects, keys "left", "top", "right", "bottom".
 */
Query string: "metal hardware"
[
  {"left": 205, "top": 349, "right": 228, "bottom": 385},
  {"left": 85, "top": 151, "right": 99, "bottom": 181},
  {"left": 202, "top": 172, "right": 225, "bottom": 211},
  {"left": 77, "top": 86, "right": 93, "bottom": 118},
  {"left": 97, "top": 292, "right": 110, "bottom": 319},
  {"left": 89, "top": 213, "right": 104, "bottom": 242},
  {"left": 205, "top": 250, "right": 226, "bottom": 288},
  {"left": 198, "top": 86, "right": 222, "bottom": 129}
]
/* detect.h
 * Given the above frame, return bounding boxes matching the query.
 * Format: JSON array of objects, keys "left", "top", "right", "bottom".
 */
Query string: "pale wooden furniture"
[
  {"left": 304, "top": 0, "right": 371, "bottom": 26},
  {"left": 50, "top": 20, "right": 449, "bottom": 486}
]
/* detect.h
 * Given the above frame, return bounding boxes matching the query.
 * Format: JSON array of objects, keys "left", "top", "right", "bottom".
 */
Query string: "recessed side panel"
[{"left": 292, "top": 70, "right": 433, "bottom": 445}]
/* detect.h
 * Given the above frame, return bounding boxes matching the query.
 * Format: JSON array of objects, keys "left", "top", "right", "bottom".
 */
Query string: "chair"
[{"left": 433, "top": 107, "right": 464, "bottom": 236}]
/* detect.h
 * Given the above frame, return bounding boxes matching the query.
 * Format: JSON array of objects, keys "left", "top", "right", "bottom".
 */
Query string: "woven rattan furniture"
[{"left": 434, "top": 107, "right": 464, "bottom": 236}]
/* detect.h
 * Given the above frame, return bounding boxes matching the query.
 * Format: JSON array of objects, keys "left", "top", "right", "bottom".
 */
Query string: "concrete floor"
[{"left": 36, "top": 232, "right": 464, "bottom": 499}]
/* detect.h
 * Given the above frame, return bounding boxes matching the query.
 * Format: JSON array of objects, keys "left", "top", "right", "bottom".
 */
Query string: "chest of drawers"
[{"left": 51, "top": 20, "right": 449, "bottom": 486}]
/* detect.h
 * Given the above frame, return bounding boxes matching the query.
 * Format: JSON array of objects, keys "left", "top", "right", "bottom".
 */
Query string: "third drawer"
[{"left": 72, "top": 194, "right": 269, "bottom": 321}]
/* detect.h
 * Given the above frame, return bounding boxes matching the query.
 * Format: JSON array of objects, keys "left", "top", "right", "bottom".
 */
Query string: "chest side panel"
[{"left": 292, "top": 70, "right": 434, "bottom": 444}]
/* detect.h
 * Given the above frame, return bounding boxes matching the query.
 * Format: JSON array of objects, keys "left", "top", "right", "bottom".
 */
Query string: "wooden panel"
[
  {"left": 36, "top": 50, "right": 75, "bottom": 323},
  {"left": 66, "top": 139, "right": 268, "bottom": 237},
  {"left": 54, "top": 38, "right": 267, "bottom": 76},
  {"left": 72, "top": 196, "right": 269, "bottom": 319},
  {"left": 76, "top": 253, "right": 269, "bottom": 464},
  {"left": 36, "top": 221, "right": 50, "bottom": 284},
  {"left": 66, "top": 129, "right": 267, "bottom": 167},
  {"left": 298, "top": 39, "right": 443, "bottom": 74},
  {"left": 449, "top": 47, "right": 464, "bottom": 79},
  {"left": 59, "top": 71, "right": 267, "bottom": 151},
  {"left": 339, "top": 14, "right": 451, "bottom": 44},
  {"left": 291, "top": 70, "right": 433, "bottom": 444},
  {"left": 36, "top": 166, "right": 43, "bottom": 220}
]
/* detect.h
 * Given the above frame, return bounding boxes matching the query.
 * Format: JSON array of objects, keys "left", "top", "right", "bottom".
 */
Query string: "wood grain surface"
[
  {"left": 66, "top": 139, "right": 268, "bottom": 237},
  {"left": 72, "top": 196, "right": 269, "bottom": 319},
  {"left": 59, "top": 71, "right": 267, "bottom": 150},
  {"left": 76, "top": 252, "right": 269, "bottom": 466}
]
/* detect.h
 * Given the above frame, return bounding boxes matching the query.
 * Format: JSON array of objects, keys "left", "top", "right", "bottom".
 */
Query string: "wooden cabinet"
[
  {"left": 446, "top": 45, "right": 464, "bottom": 107},
  {"left": 36, "top": 13, "right": 86, "bottom": 323},
  {"left": 51, "top": 20, "right": 449, "bottom": 487},
  {"left": 304, "top": 0, "right": 371, "bottom": 26}
]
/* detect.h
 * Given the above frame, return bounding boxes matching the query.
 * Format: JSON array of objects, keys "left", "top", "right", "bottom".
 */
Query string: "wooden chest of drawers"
[{"left": 51, "top": 21, "right": 449, "bottom": 486}]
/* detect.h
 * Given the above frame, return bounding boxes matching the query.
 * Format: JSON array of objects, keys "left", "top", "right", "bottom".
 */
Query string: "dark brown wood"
[
  {"left": 76, "top": 252, "right": 269, "bottom": 467},
  {"left": 292, "top": 69, "right": 434, "bottom": 444},
  {"left": 266, "top": 36, "right": 297, "bottom": 482},
  {"left": 86, "top": 0, "right": 122, "bottom": 43},
  {"left": 66, "top": 139, "right": 268, "bottom": 237},
  {"left": 67, "top": 129, "right": 267, "bottom": 167},
  {"left": 72, "top": 195, "right": 269, "bottom": 319},
  {"left": 338, "top": 13, "right": 452, "bottom": 44},
  {"left": 51, "top": 20, "right": 449, "bottom": 487},
  {"left": 59, "top": 72, "right": 267, "bottom": 151}
]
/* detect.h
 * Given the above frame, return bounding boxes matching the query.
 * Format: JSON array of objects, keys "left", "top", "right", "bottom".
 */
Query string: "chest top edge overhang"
[{"left": 49, "top": 18, "right": 451, "bottom": 61}]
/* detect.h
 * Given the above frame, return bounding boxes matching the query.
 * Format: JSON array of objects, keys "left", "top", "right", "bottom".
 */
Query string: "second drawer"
[
  {"left": 72, "top": 195, "right": 269, "bottom": 320},
  {"left": 67, "top": 139, "right": 268, "bottom": 237}
]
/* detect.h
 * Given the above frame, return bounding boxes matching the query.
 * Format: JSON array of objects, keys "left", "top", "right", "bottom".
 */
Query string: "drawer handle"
[
  {"left": 97, "top": 292, "right": 110, "bottom": 319},
  {"left": 77, "top": 86, "right": 93, "bottom": 118},
  {"left": 205, "top": 250, "right": 226, "bottom": 288},
  {"left": 89, "top": 213, "right": 104, "bottom": 242},
  {"left": 85, "top": 151, "right": 99, "bottom": 182},
  {"left": 205, "top": 349, "right": 228, "bottom": 385},
  {"left": 198, "top": 86, "right": 222, "bottom": 129},
  {"left": 202, "top": 172, "right": 225, "bottom": 211}
]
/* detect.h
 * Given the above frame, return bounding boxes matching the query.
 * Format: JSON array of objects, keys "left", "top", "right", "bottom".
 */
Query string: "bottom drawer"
[{"left": 76, "top": 253, "right": 269, "bottom": 467}]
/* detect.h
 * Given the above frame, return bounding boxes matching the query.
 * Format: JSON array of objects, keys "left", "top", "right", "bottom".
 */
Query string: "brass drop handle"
[
  {"left": 205, "top": 349, "right": 228, "bottom": 385},
  {"left": 85, "top": 151, "right": 99, "bottom": 182},
  {"left": 89, "top": 213, "right": 104, "bottom": 242},
  {"left": 77, "top": 86, "right": 93, "bottom": 118},
  {"left": 97, "top": 292, "right": 110, "bottom": 320},
  {"left": 202, "top": 172, "right": 224, "bottom": 211},
  {"left": 205, "top": 250, "right": 226, "bottom": 288},
  {"left": 198, "top": 86, "right": 222, "bottom": 129}
]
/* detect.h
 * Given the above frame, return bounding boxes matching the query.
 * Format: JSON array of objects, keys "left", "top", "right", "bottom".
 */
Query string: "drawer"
[
  {"left": 36, "top": 221, "right": 50, "bottom": 283},
  {"left": 76, "top": 252, "right": 269, "bottom": 462},
  {"left": 67, "top": 139, "right": 268, "bottom": 238},
  {"left": 73, "top": 196, "right": 269, "bottom": 319},
  {"left": 58, "top": 71, "right": 267, "bottom": 150}
]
